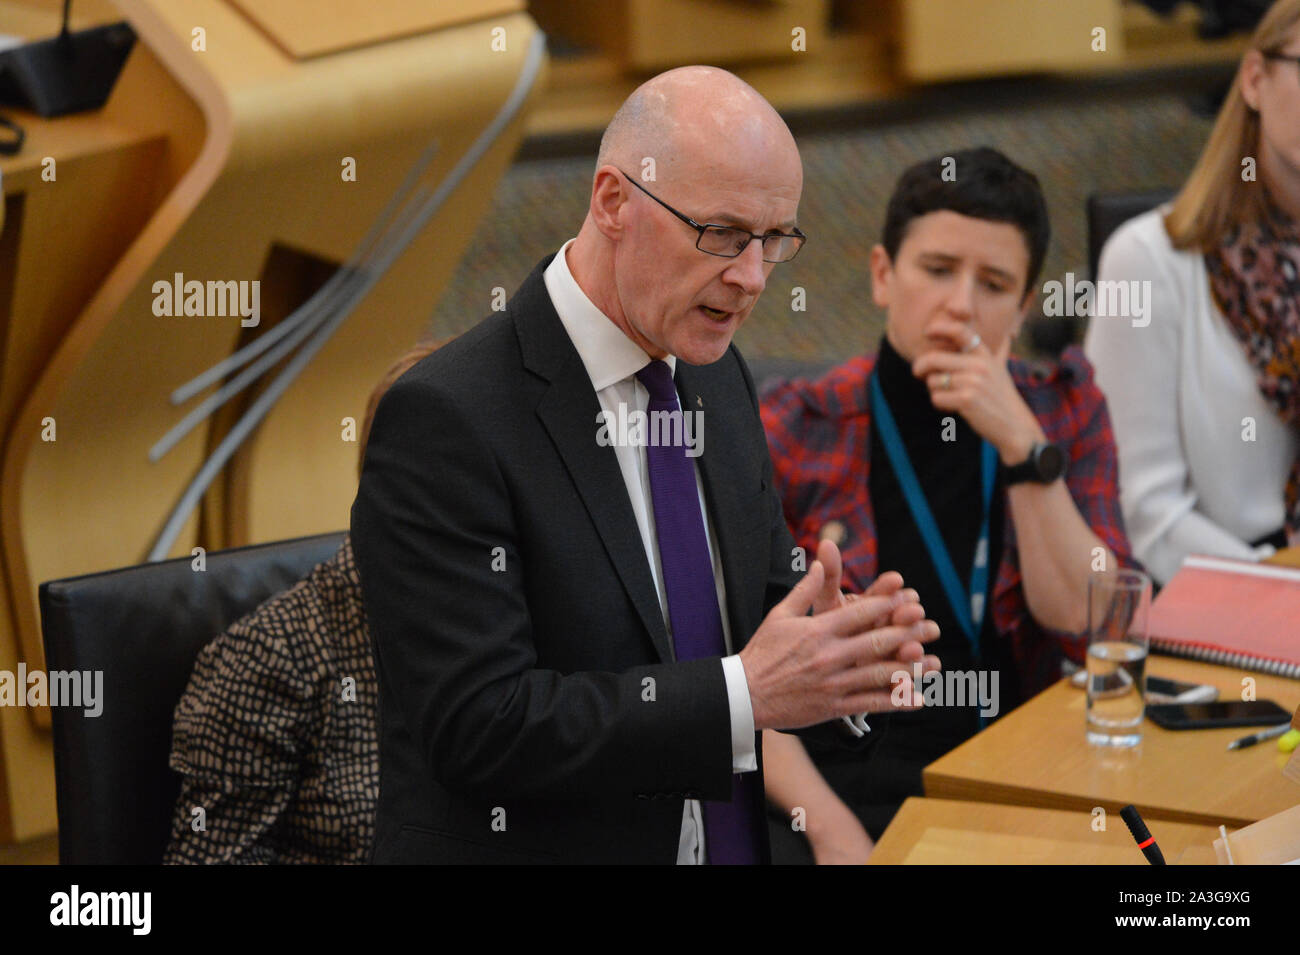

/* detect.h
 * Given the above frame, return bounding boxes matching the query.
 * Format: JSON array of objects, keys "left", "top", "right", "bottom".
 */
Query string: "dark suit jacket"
[{"left": 351, "top": 255, "right": 879, "bottom": 864}]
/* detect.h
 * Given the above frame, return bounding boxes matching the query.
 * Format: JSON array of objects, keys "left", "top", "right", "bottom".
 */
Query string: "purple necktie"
[{"left": 636, "top": 359, "right": 762, "bottom": 865}]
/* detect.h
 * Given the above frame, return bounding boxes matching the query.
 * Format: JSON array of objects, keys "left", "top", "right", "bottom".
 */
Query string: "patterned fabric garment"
[
  {"left": 164, "top": 535, "right": 377, "bottom": 864},
  {"left": 760, "top": 346, "right": 1137, "bottom": 697},
  {"left": 1204, "top": 192, "right": 1300, "bottom": 534}
]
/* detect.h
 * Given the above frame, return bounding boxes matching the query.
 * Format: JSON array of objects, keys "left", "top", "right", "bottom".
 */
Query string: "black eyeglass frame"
[
  {"left": 617, "top": 169, "right": 806, "bottom": 263},
  {"left": 1262, "top": 50, "right": 1300, "bottom": 74}
]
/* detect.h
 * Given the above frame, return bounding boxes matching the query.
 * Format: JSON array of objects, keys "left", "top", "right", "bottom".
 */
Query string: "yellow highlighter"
[{"left": 1279, "top": 729, "right": 1300, "bottom": 753}]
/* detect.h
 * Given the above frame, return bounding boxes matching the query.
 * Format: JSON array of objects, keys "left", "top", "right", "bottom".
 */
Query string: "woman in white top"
[{"left": 1085, "top": 0, "right": 1300, "bottom": 585}]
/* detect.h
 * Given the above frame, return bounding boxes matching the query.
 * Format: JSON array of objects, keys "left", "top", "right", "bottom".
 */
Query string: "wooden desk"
[
  {"left": 870, "top": 797, "right": 1224, "bottom": 864},
  {"left": 923, "top": 657, "right": 1300, "bottom": 828}
]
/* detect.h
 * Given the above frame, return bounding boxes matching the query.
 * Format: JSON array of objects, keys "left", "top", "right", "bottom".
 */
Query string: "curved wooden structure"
[{"left": 0, "top": 0, "right": 545, "bottom": 841}]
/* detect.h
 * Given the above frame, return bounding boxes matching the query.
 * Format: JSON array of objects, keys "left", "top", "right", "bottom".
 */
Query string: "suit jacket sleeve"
[{"left": 351, "top": 376, "right": 736, "bottom": 803}]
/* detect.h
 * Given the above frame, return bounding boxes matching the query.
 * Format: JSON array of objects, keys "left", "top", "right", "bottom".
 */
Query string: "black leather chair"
[
  {"left": 1028, "top": 187, "right": 1177, "bottom": 358},
  {"left": 1086, "top": 187, "right": 1177, "bottom": 280},
  {"left": 39, "top": 530, "right": 346, "bottom": 865},
  {"left": 746, "top": 357, "right": 835, "bottom": 398}
]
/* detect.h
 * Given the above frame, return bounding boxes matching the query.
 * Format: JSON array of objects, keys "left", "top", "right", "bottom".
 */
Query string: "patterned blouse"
[{"left": 163, "top": 535, "right": 377, "bottom": 864}]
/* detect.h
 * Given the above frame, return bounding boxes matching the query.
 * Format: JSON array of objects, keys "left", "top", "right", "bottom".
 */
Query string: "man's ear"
[
  {"left": 589, "top": 165, "right": 630, "bottom": 240},
  {"left": 869, "top": 244, "right": 893, "bottom": 309}
]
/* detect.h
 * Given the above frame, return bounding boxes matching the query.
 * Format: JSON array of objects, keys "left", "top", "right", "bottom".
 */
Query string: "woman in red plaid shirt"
[{"left": 759, "top": 148, "right": 1135, "bottom": 863}]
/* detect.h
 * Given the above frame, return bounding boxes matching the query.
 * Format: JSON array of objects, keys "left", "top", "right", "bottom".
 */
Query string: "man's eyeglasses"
[{"left": 618, "top": 170, "right": 806, "bottom": 264}]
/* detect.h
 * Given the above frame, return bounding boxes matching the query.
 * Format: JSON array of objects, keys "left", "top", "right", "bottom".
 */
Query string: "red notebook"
[{"left": 1147, "top": 555, "right": 1300, "bottom": 679}]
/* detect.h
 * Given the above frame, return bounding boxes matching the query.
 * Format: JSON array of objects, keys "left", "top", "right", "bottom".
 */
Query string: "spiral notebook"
[{"left": 1147, "top": 555, "right": 1300, "bottom": 679}]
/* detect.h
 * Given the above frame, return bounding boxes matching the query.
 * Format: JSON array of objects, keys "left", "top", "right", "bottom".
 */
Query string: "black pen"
[
  {"left": 1120, "top": 804, "right": 1165, "bottom": 865},
  {"left": 1226, "top": 723, "right": 1290, "bottom": 750}
]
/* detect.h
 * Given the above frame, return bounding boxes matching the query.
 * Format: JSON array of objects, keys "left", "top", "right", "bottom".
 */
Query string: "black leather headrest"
[
  {"left": 1087, "top": 188, "right": 1176, "bottom": 279},
  {"left": 39, "top": 531, "right": 346, "bottom": 864},
  {"left": 745, "top": 357, "right": 836, "bottom": 399}
]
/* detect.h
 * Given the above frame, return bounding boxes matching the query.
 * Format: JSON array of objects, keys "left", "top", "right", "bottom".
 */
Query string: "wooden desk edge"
[{"left": 922, "top": 769, "right": 1263, "bottom": 830}]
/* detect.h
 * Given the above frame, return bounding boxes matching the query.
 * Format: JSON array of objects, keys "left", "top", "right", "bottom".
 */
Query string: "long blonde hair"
[{"left": 1166, "top": 0, "right": 1300, "bottom": 250}]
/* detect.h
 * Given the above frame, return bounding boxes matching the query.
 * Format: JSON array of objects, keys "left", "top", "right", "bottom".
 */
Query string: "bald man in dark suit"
[{"left": 351, "top": 65, "right": 940, "bottom": 864}]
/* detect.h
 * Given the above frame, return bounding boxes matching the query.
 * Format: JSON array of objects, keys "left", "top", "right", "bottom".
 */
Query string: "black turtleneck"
[
  {"left": 796, "top": 334, "right": 1018, "bottom": 844},
  {"left": 869, "top": 331, "right": 1004, "bottom": 682}
]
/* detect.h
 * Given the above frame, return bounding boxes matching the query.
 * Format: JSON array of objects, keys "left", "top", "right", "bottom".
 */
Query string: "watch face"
[{"left": 1036, "top": 443, "right": 1066, "bottom": 481}]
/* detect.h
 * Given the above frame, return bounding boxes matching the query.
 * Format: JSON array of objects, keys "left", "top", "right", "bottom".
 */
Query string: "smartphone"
[
  {"left": 1146, "top": 700, "right": 1292, "bottom": 731},
  {"left": 1144, "top": 676, "right": 1218, "bottom": 704},
  {"left": 1067, "top": 670, "right": 1218, "bottom": 703}
]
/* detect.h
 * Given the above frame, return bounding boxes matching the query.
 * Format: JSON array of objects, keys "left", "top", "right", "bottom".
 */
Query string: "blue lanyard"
[{"left": 869, "top": 371, "right": 996, "bottom": 660}]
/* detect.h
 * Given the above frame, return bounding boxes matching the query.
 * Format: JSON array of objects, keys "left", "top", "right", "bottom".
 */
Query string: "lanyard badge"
[{"left": 869, "top": 371, "right": 996, "bottom": 658}]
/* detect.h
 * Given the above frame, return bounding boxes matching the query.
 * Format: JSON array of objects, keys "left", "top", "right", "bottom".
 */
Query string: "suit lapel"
[{"left": 513, "top": 261, "right": 674, "bottom": 664}]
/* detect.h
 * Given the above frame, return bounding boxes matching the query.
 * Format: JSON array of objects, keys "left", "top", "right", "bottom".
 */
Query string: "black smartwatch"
[{"left": 1005, "top": 441, "right": 1066, "bottom": 485}]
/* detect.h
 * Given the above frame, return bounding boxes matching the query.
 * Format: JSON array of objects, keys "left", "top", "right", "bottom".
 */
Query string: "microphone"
[
  {"left": 1120, "top": 804, "right": 1165, "bottom": 865},
  {"left": 0, "top": 0, "right": 136, "bottom": 118}
]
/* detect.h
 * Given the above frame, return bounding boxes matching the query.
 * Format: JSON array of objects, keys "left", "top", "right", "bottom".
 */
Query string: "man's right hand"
[{"left": 739, "top": 549, "right": 940, "bottom": 731}]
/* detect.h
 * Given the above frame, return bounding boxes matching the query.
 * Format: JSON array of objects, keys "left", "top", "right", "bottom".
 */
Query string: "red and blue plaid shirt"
[{"left": 760, "top": 345, "right": 1136, "bottom": 698}]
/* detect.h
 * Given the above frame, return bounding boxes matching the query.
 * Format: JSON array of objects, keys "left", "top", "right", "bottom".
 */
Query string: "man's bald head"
[
  {"left": 570, "top": 65, "right": 804, "bottom": 366},
  {"left": 595, "top": 66, "right": 799, "bottom": 185}
]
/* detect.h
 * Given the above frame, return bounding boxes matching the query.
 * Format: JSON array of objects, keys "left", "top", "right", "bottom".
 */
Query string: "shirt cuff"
[
  {"left": 720, "top": 655, "right": 757, "bottom": 773},
  {"left": 840, "top": 713, "right": 872, "bottom": 737}
]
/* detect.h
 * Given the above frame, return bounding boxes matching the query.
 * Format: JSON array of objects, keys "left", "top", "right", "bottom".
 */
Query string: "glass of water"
[{"left": 1085, "top": 568, "right": 1152, "bottom": 747}]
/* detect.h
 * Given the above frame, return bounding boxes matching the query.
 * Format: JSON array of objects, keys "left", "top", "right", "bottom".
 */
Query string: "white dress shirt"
[
  {"left": 1084, "top": 207, "right": 1300, "bottom": 585},
  {"left": 543, "top": 240, "right": 757, "bottom": 864}
]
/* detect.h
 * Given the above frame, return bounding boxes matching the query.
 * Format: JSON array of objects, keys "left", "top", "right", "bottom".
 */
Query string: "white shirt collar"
[{"left": 543, "top": 238, "right": 676, "bottom": 392}]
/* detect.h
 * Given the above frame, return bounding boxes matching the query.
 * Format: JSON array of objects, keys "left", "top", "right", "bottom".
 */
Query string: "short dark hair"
[{"left": 880, "top": 147, "right": 1050, "bottom": 295}]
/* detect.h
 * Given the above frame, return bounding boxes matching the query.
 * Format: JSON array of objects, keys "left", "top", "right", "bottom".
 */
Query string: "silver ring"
[
  {"left": 963, "top": 333, "right": 982, "bottom": 353},
  {"left": 939, "top": 372, "right": 952, "bottom": 390}
]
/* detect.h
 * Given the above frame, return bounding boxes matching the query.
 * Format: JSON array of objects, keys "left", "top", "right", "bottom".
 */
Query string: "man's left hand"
[{"left": 910, "top": 318, "right": 1046, "bottom": 466}]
